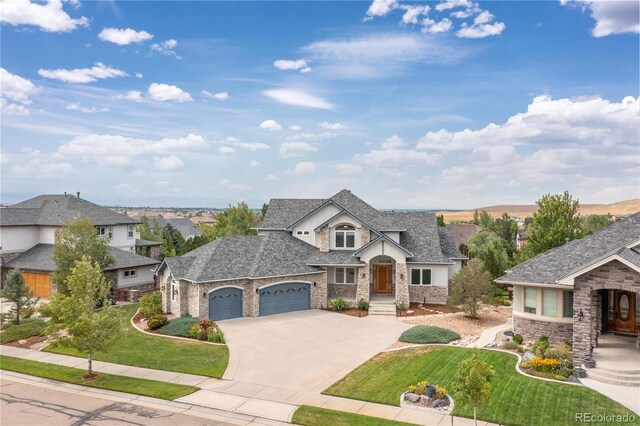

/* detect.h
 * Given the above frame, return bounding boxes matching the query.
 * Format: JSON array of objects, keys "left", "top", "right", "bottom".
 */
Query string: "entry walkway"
[{"left": 466, "top": 318, "right": 513, "bottom": 348}]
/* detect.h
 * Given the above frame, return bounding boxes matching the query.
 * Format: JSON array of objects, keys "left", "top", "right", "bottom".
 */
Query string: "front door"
[
  {"left": 374, "top": 265, "right": 391, "bottom": 294},
  {"left": 608, "top": 290, "right": 637, "bottom": 333}
]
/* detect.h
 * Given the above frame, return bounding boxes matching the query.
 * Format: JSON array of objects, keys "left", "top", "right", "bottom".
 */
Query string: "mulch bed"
[
  {"left": 322, "top": 308, "right": 369, "bottom": 317},
  {"left": 397, "top": 303, "right": 462, "bottom": 317},
  {"left": 3, "top": 335, "right": 48, "bottom": 348}
]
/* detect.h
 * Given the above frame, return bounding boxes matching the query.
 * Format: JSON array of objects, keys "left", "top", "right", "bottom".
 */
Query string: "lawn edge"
[
  {"left": 292, "top": 405, "right": 415, "bottom": 426},
  {"left": 130, "top": 308, "right": 227, "bottom": 346}
]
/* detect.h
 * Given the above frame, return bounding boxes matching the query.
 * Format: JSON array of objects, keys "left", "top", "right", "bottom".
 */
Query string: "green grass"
[
  {"left": 398, "top": 325, "right": 460, "bottom": 344},
  {"left": 0, "top": 318, "right": 46, "bottom": 344},
  {"left": 157, "top": 315, "right": 200, "bottom": 337},
  {"left": 292, "top": 405, "right": 414, "bottom": 426},
  {"left": 324, "top": 346, "right": 635, "bottom": 426},
  {"left": 44, "top": 304, "right": 228, "bottom": 377},
  {"left": 0, "top": 355, "right": 198, "bottom": 400}
]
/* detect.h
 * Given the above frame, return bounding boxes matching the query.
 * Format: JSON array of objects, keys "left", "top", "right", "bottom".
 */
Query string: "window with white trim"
[
  {"left": 524, "top": 287, "right": 537, "bottom": 314},
  {"left": 128, "top": 224, "right": 134, "bottom": 238},
  {"left": 335, "top": 224, "right": 356, "bottom": 248},
  {"left": 97, "top": 226, "right": 113, "bottom": 239},
  {"left": 296, "top": 230, "right": 310, "bottom": 236},
  {"left": 410, "top": 269, "right": 432, "bottom": 285},
  {"left": 123, "top": 269, "right": 137, "bottom": 278},
  {"left": 335, "top": 267, "right": 356, "bottom": 284},
  {"left": 542, "top": 289, "right": 557, "bottom": 317}
]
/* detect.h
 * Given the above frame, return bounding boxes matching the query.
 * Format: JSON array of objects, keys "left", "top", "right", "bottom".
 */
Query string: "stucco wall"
[
  {"left": 115, "top": 266, "right": 156, "bottom": 288},
  {"left": 406, "top": 263, "right": 450, "bottom": 286},
  {"left": 292, "top": 204, "right": 340, "bottom": 248},
  {"left": 0, "top": 226, "right": 40, "bottom": 253}
]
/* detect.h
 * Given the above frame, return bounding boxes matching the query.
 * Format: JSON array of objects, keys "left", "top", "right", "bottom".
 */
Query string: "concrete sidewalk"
[{"left": 466, "top": 318, "right": 513, "bottom": 348}]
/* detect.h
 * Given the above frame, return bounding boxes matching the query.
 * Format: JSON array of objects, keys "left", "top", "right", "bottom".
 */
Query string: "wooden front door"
[
  {"left": 608, "top": 290, "right": 637, "bottom": 333},
  {"left": 374, "top": 265, "right": 392, "bottom": 294},
  {"left": 22, "top": 272, "right": 51, "bottom": 299}
]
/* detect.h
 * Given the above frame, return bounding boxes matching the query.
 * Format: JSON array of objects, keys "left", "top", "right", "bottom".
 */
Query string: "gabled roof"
[
  {"left": 438, "top": 227, "right": 468, "bottom": 260},
  {"left": 496, "top": 212, "right": 640, "bottom": 285},
  {"left": 354, "top": 234, "right": 414, "bottom": 258},
  {"left": 1, "top": 194, "right": 138, "bottom": 227},
  {"left": 4, "top": 244, "right": 159, "bottom": 272},
  {"left": 445, "top": 223, "right": 481, "bottom": 248},
  {"left": 140, "top": 215, "right": 203, "bottom": 239},
  {"left": 397, "top": 212, "right": 454, "bottom": 263},
  {"left": 258, "top": 198, "right": 324, "bottom": 230}
]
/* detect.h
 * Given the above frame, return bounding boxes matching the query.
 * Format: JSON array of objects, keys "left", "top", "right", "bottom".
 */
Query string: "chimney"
[
  {"left": 64, "top": 192, "right": 67, "bottom": 197},
  {"left": 77, "top": 192, "right": 80, "bottom": 199}
]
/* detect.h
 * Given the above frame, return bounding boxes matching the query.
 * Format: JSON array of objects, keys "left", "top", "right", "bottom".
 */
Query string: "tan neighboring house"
[
  {"left": 156, "top": 189, "right": 467, "bottom": 321},
  {"left": 0, "top": 193, "right": 159, "bottom": 300},
  {"left": 445, "top": 223, "right": 480, "bottom": 249}
]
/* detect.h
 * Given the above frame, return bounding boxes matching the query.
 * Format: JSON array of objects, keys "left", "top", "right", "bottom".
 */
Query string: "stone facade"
[
  {"left": 328, "top": 283, "right": 357, "bottom": 301},
  {"left": 513, "top": 316, "right": 573, "bottom": 344},
  {"left": 356, "top": 266, "right": 370, "bottom": 303},
  {"left": 408, "top": 285, "right": 448, "bottom": 304},
  {"left": 115, "top": 281, "right": 157, "bottom": 302},
  {"left": 395, "top": 263, "right": 409, "bottom": 304},
  {"left": 360, "top": 227, "right": 370, "bottom": 247},
  {"left": 319, "top": 225, "right": 329, "bottom": 252},
  {"left": 572, "top": 260, "right": 640, "bottom": 361}
]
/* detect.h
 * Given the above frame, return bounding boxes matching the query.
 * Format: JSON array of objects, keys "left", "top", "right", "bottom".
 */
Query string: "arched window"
[{"left": 335, "top": 224, "right": 356, "bottom": 248}]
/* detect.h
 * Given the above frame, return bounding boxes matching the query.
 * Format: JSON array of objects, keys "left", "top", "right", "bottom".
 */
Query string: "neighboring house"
[
  {"left": 0, "top": 193, "right": 160, "bottom": 299},
  {"left": 141, "top": 214, "right": 204, "bottom": 240},
  {"left": 496, "top": 213, "right": 640, "bottom": 363},
  {"left": 516, "top": 228, "right": 528, "bottom": 251},
  {"left": 156, "top": 189, "right": 467, "bottom": 321},
  {"left": 445, "top": 223, "right": 480, "bottom": 249}
]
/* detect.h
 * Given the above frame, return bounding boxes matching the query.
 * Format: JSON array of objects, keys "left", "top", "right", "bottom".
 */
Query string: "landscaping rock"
[
  {"left": 432, "top": 399, "right": 448, "bottom": 408},
  {"left": 420, "top": 395, "right": 429, "bottom": 404},
  {"left": 406, "top": 310, "right": 414, "bottom": 314},
  {"left": 522, "top": 351, "right": 535, "bottom": 362},
  {"left": 18, "top": 339, "right": 27, "bottom": 345},
  {"left": 567, "top": 375, "right": 580, "bottom": 383},
  {"left": 405, "top": 393, "right": 420, "bottom": 403}
]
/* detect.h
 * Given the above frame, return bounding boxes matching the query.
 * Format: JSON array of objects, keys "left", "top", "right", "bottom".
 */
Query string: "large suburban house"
[
  {"left": 137, "top": 214, "right": 204, "bottom": 240},
  {"left": 0, "top": 193, "right": 160, "bottom": 299},
  {"left": 496, "top": 212, "right": 640, "bottom": 363},
  {"left": 157, "top": 189, "right": 467, "bottom": 321}
]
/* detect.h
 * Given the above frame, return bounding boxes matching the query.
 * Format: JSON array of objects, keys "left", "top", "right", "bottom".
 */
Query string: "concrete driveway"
[{"left": 213, "top": 309, "right": 411, "bottom": 404}]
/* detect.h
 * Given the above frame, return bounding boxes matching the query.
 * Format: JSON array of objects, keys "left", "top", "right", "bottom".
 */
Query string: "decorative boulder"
[
  {"left": 18, "top": 339, "right": 27, "bottom": 345},
  {"left": 432, "top": 399, "right": 448, "bottom": 408},
  {"left": 405, "top": 393, "right": 420, "bottom": 403},
  {"left": 522, "top": 351, "right": 535, "bottom": 362}
]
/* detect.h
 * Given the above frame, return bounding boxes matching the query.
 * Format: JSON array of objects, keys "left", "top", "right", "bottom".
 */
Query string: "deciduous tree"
[
  {"left": 203, "top": 202, "right": 258, "bottom": 240},
  {"left": 447, "top": 259, "right": 494, "bottom": 318},
  {"left": 452, "top": 349, "right": 495, "bottom": 426},
  {"left": 466, "top": 231, "right": 511, "bottom": 280}
]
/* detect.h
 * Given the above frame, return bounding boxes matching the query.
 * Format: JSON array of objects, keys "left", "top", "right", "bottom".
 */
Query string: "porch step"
[
  {"left": 368, "top": 302, "right": 397, "bottom": 316},
  {"left": 585, "top": 367, "right": 640, "bottom": 387}
]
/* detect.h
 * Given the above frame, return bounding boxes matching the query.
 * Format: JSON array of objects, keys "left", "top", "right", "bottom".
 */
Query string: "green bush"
[
  {"left": 146, "top": 315, "right": 168, "bottom": 330},
  {"left": 513, "top": 333, "right": 523, "bottom": 345},
  {"left": 207, "top": 328, "right": 225, "bottom": 343},
  {"left": 330, "top": 298, "right": 349, "bottom": 311},
  {"left": 357, "top": 298, "right": 369, "bottom": 311},
  {"left": 502, "top": 341, "right": 518, "bottom": 350},
  {"left": 0, "top": 318, "right": 46, "bottom": 344},
  {"left": 157, "top": 316, "right": 199, "bottom": 337},
  {"left": 544, "top": 347, "right": 561, "bottom": 360},
  {"left": 139, "top": 292, "right": 162, "bottom": 318},
  {"left": 434, "top": 385, "right": 448, "bottom": 399},
  {"left": 532, "top": 335, "right": 550, "bottom": 355},
  {"left": 407, "top": 379, "right": 428, "bottom": 395},
  {"left": 399, "top": 326, "right": 460, "bottom": 344},
  {"left": 395, "top": 300, "right": 407, "bottom": 311}
]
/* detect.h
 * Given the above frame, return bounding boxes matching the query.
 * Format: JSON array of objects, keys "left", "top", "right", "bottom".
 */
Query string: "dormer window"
[{"left": 335, "top": 224, "right": 356, "bottom": 249}]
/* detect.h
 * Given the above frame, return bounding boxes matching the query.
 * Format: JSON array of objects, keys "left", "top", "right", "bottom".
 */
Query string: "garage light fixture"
[
  {"left": 313, "top": 282, "right": 317, "bottom": 287},
  {"left": 202, "top": 292, "right": 207, "bottom": 298},
  {"left": 256, "top": 288, "right": 260, "bottom": 294}
]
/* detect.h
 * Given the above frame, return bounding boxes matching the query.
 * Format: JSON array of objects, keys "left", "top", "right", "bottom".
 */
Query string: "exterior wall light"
[
  {"left": 400, "top": 274, "right": 404, "bottom": 280},
  {"left": 202, "top": 292, "right": 207, "bottom": 298},
  {"left": 256, "top": 288, "right": 260, "bottom": 294},
  {"left": 313, "top": 282, "right": 317, "bottom": 287},
  {"left": 578, "top": 309, "right": 584, "bottom": 321}
]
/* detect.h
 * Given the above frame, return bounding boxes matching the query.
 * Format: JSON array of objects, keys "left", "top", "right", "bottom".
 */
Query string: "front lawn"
[
  {"left": 292, "top": 405, "right": 414, "bottom": 426},
  {"left": 0, "top": 318, "right": 46, "bottom": 344},
  {"left": 0, "top": 355, "right": 198, "bottom": 400},
  {"left": 44, "top": 304, "right": 228, "bottom": 377},
  {"left": 324, "top": 346, "right": 634, "bottom": 426}
]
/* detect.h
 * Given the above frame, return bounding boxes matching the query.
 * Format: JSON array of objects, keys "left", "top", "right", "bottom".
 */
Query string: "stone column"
[
  {"left": 360, "top": 227, "right": 370, "bottom": 246},
  {"left": 572, "top": 286, "right": 595, "bottom": 362},
  {"left": 312, "top": 272, "right": 328, "bottom": 309},
  {"left": 395, "top": 263, "right": 409, "bottom": 305},
  {"left": 319, "top": 225, "right": 329, "bottom": 252},
  {"left": 356, "top": 266, "right": 370, "bottom": 303}
]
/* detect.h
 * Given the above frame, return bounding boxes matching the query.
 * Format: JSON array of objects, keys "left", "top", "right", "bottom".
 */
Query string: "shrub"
[
  {"left": 146, "top": 315, "right": 168, "bottom": 330},
  {"left": 532, "top": 335, "right": 550, "bottom": 354},
  {"left": 513, "top": 333, "right": 523, "bottom": 345},
  {"left": 407, "top": 380, "right": 428, "bottom": 395},
  {"left": 502, "top": 341, "right": 518, "bottom": 350},
  {"left": 188, "top": 319, "right": 216, "bottom": 341},
  {"left": 207, "top": 328, "right": 225, "bottom": 343},
  {"left": 357, "top": 298, "right": 369, "bottom": 311},
  {"left": 395, "top": 300, "right": 407, "bottom": 311},
  {"left": 157, "top": 316, "right": 199, "bottom": 337},
  {"left": 399, "top": 326, "right": 460, "bottom": 344},
  {"left": 530, "top": 356, "right": 560, "bottom": 373},
  {"left": 434, "top": 386, "right": 448, "bottom": 399},
  {"left": 139, "top": 292, "right": 162, "bottom": 318},
  {"left": 0, "top": 318, "right": 46, "bottom": 344},
  {"left": 330, "top": 298, "right": 349, "bottom": 311},
  {"left": 20, "top": 297, "right": 41, "bottom": 319},
  {"left": 543, "top": 347, "right": 561, "bottom": 360}
]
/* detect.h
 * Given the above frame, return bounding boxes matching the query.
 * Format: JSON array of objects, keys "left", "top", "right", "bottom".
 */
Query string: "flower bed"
[
  {"left": 501, "top": 335, "right": 575, "bottom": 382},
  {"left": 401, "top": 379, "right": 453, "bottom": 414}
]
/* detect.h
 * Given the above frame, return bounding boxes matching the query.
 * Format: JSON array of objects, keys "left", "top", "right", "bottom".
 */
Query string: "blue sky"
[{"left": 1, "top": 0, "right": 638, "bottom": 209}]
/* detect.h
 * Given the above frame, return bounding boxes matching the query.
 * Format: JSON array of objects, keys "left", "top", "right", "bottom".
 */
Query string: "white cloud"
[
  {"left": 66, "top": 102, "right": 109, "bottom": 113},
  {"left": 417, "top": 175, "right": 432, "bottom": 184},
  {"left": 259, "top": 119, "right": 282, "bottom": 131},
  {"left": 0, "top": 68, "right": 38, "bottom": 114},
  {"left": 289, "top": 124, "right": 302, "bottom": 131},
  {"left": 263, "top": 174, "right": 279, "bottom": 181},
  {"left": 288, "top": 161, "right": 317, "bottom": 175},
  {"left": 417, "top": 95, "right": 640, "bottom": 151},
  {"left": 0, "top": 0, "right": 88, "bottom": 32},
  {"left": 330, "top": 163, "right": 363, "bottom": 175},
  {"left": 273, "top": 59, "right": 311, "bottom": 73},
  {"left": 202, "top": 90, "right": 229, "bottom": 101},
  {"left": 154, "top": 155, "right": 184, "bottom": 171},
  {"left": 218, "top": 179, "right": 252, "bottom": 191},
  {"left": 38, "top": 63, "right": 127, "bottom": 84},
  {"left": 381, "top": 135, "right": 406, "bottom": 148},
  {"left": 151, "top": 39, "right": 180, "bottom": 58},
  {"left": 285, "top": 132, "right": 336, "bottom": 141},
  {"left": 219, "top": 146, "right": 236, "bottom": 154},
  {"left": 135, "top": 72, "right": 143, "bottom": 79},
  {"left": 263, "top": 88, "right": 335, "bottom": 110},
  {"left": 148, "top": 83, "right": 192, "bottom": 102},
  {"left": 114, "top": 90, "right": 143, "bottom": 102},
  {"left": 435, "top": 0, "right": 474, "bottom": 12},
  {"left": 456, "top": 11, "right": 505, "bottom": 38},
  {"left": 10, "top": 158, "right": 74, "bottom": 177},
  {"left": 98, "top": 27, "right": 154, "bottom": 45},
  {"left": 365, "top": 0, "right": 398, "bottom": 18},
  {"left": 354, "top": 148, "right": 439, "bottom": 167},
  {"left": 224, "top": 137, "right": 270, "bottom": 151},
  {"left": 401, "top": 5, "right": 430, "bottom": 25},
  {"left": 279, "top": 142, "right": 319, "bottom": 159},
  {"left": 422, "top": 18, "right": 453, "bottom": 33},
  {"left": 250, "top": 160, "right": 261, "bottom": 167},
  {"left": 562, "top": 0, "right": 639, "bottom": 37},
  {"left": 319, "top": 121, "right": 347, "bottom": 130},
  {"left": 441, "top": 166, "right": 471, "bottom": 182}
]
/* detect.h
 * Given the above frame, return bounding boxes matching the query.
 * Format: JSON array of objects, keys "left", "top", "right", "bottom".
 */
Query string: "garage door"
[
  {"left": 259, "top": 282, "right": 310, "bottom": 316},
  {"left": 22, "top": 272, "right": 51, "bottom": 299},
  {"left": 209, "top": 287, "right": 243, "bottom": 321}
]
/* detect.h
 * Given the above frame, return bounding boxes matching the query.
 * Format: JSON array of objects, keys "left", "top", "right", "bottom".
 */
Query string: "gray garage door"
[
  {"left": 209, "top": 287, "right": 243, "bottom": 321},
  {"left": 259, "top": 282, "right": 310, "bottom": 316}
]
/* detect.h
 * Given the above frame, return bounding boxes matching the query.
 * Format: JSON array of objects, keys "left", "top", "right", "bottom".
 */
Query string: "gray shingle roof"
[
  {"left": 618, "top": 247, "right": 640, "bottom": 268},
  {"left": 438, "top": 227, "right": 468, "bottom": 260},
  {"left": 258, "top": 199, "right": 323, "bottom": 230},
  {"left": 4, "top": 244, "right": 159, "bottom": 272},
  {"left": 396, "top": 212, "right": 453, "bottom": 263},
  {"left": 141, "top": 215, "right": 203, "bottom": 239},
  {"left": 446, "top": 223, "right": 481, "bottom": 248},
  {"left": 2, "top": 194, "right": 138, "bottom": 226},
  {"left": 163, "top": 232, "right": 324, "bottom": 282},
  {"left": 496, "top": 212, "right": 640, "bottom": 285}
]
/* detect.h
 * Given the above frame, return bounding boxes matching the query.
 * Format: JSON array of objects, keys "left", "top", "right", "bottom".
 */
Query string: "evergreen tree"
[{"left": 0, "top": 269, "right": 34, "bottom": 324}]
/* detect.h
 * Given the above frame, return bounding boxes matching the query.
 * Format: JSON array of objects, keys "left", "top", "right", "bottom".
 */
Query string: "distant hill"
[{"left": 438, "top": 199, "right": 640, "bottom": 223}]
